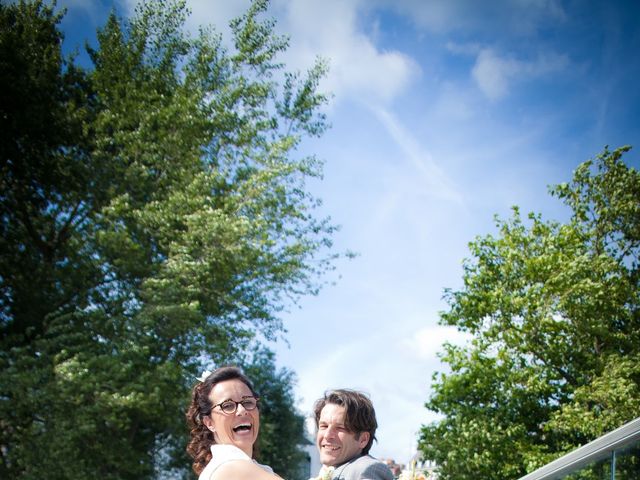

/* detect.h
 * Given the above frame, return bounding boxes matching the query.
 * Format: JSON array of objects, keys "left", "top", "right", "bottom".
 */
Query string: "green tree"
[
  {"left": 418, "top": 146, "right": 640, "bottom": 480},
  {"left": 0, "top": 0, "right": 335, "bottom": 478}
]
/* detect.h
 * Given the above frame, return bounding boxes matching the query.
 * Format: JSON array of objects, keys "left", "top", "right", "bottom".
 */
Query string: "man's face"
[{"left": 316, "top": 403, "right": 369, "bottom": 467}]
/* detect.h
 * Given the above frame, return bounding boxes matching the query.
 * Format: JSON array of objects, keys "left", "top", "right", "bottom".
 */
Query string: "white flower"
[
  {"left": 310, "top": 465, "right": 334, "bottom": 480},
  {"left": 197, "top": 370, "right": 212, "bottom": 383}
]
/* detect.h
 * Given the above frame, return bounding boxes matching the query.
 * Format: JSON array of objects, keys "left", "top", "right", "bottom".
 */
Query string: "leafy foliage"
[
  {"left": 1, "top": 0, "right": 335, "bottom": 478},
  {"left": 419, "top": 146, "right": 640, "bottom": 480}
]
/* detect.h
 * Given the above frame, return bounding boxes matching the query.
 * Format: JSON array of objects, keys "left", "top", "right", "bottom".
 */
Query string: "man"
[{"left": 312, "top": 389, "right": 394, "bottom": 480}]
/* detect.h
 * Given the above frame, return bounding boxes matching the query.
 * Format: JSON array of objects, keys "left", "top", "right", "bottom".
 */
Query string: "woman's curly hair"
[{"left": 185, "top": 366, "right": 259, "bottom": 475}]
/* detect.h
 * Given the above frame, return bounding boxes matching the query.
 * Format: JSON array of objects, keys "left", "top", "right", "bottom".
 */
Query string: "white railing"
[{"left": 518, "top": 416, "right": 640, "bottom": 480}]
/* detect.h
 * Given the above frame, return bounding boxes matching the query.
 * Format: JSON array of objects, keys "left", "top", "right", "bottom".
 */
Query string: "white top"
[{"left": 199, "top": 444, "right": 274, "bottom": 480}]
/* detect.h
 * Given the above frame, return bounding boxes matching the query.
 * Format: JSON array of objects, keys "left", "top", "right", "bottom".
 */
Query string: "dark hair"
[
  {"left": 313, "top": 389, "right": 378, "bottom": 455},
  {"left": 185, "top": 366, "right": 259, "bottom": 475}
]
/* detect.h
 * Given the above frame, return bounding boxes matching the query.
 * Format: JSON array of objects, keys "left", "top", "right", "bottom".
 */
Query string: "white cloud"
[
  {"left": 275, "top": 0, "right": 420, "bottom": 106},
  {"left": 472, "top": 49, "right": 516, "bottom": 100},
  {"left": 182, "top": 0, "right": 250, "bottom": 34},
  {"left": 402, "top": 325, "right": 471, "bottom": 360},
  {"left": 472, "top": 48, "right": 569, "bottom": 100}
]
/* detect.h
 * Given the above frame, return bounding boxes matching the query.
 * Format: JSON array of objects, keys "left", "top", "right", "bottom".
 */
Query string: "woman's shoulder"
[
  {"left": 199, "top": 445, "right": 279, "bottom": 480},
  {"left": 211, "top": 444, "right": 252, "bottom": 461},
  {"left": 211, "top": 459, "right": 282, "bottom": 480},
  {"left": 198, "top": 445, "right": 250, "bottom": 480}
]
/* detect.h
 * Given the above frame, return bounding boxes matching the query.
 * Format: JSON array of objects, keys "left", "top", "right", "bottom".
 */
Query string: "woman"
[{"left": 186, "top": 366, "right": 282, "bottom": 480}]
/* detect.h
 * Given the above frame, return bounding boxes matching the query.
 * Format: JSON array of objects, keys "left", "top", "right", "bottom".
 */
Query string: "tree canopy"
[
  {"left": 419, "top": 146, "right": 640, "bottom": 480},
  {"left": 0, "top": 0, "right": 334, "bottom": 478}
]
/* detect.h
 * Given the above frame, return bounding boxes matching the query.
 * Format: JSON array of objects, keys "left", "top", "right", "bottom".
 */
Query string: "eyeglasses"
[{"left": 212, "top": 396, "right": 260, "bottom": 414}]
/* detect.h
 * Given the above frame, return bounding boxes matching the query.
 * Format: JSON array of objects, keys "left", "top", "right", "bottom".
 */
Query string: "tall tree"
[
  {"left": 419, "top": 146, "right": 640, "bottom": 480},
  {"left": 0, "top": 0, "right": 335, "bottom": 478}
]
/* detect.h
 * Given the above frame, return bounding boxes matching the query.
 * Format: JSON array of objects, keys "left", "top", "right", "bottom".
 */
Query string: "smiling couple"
[{"left": 186, "top": 366, "right": 393, "bottom": 480}]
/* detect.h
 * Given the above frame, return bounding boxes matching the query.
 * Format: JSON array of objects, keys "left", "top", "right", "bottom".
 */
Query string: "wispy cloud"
[
  {"left": 402, "top": 325, "right": 471, "bottom": 360},
  {"left": 276, "top": 0, "right": 420, "bottom": 106},
  {"left": 472, "top": 49, "right": 517, "bottom": 100},
  {"left": 472, "top": 48, "right": 569, "bottom": 100},
  {"left": 369, "top": 106, "right": 464, "bottom": 205},
  {"left": 182, "top": 0, "right": 249, "bottom": 33}
]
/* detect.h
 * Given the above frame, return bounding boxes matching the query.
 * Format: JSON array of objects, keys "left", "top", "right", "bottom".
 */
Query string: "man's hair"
[{"left": 313, "top": 389, "right": 378, "bottom": 455}]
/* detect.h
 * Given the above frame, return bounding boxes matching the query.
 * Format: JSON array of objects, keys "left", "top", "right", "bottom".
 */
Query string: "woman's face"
[{"left": 204, "top": 378, "right": 260, "bottom": 457}]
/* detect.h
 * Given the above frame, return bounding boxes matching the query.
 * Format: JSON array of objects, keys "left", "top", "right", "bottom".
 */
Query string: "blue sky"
[{"left": 56, "top": 0, "right": 640, "bottom": 465}]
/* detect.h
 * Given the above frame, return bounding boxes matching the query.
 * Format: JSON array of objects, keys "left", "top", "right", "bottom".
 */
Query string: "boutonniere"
[{"left": 310, "top": 465, "right": 334, "bottom": 480}]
